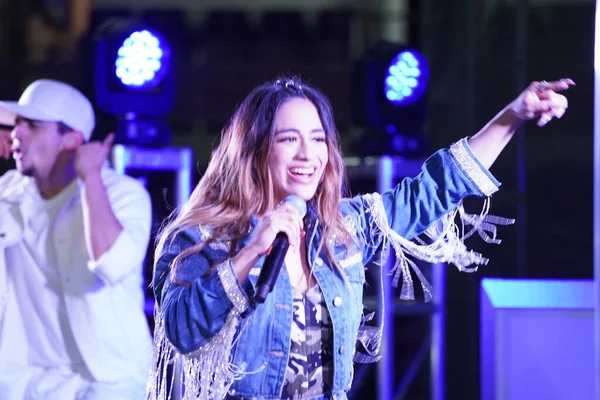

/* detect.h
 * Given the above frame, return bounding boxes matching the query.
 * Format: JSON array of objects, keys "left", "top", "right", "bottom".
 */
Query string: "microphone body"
[
  {"left": 254, "top": 195, "right": 306, "bottom": 303},
  {"left": 254, "top": 233, "right": 289, "bottom": 303}
]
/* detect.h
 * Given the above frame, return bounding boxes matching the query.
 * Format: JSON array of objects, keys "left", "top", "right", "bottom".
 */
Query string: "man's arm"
[
  {"left": 75, "top": 133, "right": 152, "bottom": 284},
  {"left": 80, "top": 170, "right": 123, "bottom": 260},
  {"left": 76, "top": 134, "right": 123, "bottom": 260}
]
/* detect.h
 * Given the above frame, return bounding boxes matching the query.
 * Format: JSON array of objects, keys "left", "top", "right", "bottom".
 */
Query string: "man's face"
[{"left": 11, "top": 117, "right": 64, "bottom": 178}]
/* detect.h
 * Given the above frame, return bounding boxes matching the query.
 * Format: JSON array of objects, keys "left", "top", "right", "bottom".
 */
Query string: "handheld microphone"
[{"left": 254, "top": 195, "right": 307, "bottom": 303}]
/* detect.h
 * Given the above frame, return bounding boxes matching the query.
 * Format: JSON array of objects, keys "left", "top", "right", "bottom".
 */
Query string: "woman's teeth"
[{"left": 290, "top": 167, "right": 315, "bottom": 175}]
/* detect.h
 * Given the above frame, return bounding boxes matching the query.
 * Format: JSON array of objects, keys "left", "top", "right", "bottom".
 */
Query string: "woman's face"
[{"left": 268, "top": 97, "right": 329, "bottom": 205}]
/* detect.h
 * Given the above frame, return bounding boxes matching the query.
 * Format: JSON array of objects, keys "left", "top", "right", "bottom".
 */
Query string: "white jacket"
[{"left": 0, "top": 167, "right": 153, "bottom": 383}]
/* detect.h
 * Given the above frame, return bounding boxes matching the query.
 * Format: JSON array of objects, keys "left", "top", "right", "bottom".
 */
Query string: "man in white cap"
[{"left": 0, "top": 79, "right": 153, "bottom": 399}]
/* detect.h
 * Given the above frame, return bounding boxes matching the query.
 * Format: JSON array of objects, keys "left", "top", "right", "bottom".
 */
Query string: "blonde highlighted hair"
[{"left": 155, "top": 76, "right": 353, "bottom": 279}]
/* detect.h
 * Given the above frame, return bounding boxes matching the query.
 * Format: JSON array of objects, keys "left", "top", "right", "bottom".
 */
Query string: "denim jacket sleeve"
[
  {"left": 153, "top": 228, "right": 250, "bottom": 354},
  {"left": 345, "top": 138, "right": 501, "bottom": 266}
]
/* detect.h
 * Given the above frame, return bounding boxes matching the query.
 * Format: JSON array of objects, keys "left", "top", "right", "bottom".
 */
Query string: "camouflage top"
[{"left": 281, "top": 284, "right": 333, "bottom": 399}]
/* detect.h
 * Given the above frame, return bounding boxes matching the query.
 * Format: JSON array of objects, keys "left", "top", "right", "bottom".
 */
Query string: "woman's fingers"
[
  {"left": 532, "top": 78, "right": 575, "bottom": 94},
  {"left": 250, "top": 204, "right": 305, "bottom": 255},
  {"left": 518, "top": 80, "right": 572, "bottom": 125},
  {"left": 273, "top": 204, "right": 304, "bottom": 247}
]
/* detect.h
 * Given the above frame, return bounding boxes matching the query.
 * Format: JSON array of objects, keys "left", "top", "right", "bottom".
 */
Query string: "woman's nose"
[{"left": 296, "top": 138, "right": 314, "bottom": 159}]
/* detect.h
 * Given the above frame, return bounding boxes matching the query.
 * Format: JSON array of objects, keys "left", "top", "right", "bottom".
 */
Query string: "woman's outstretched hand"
[
  {"left": 510, "top": 78, "right": 576, "bottom": 127},
  {"left": 467, "top": 78, "right": 575, "bottom": 169}
]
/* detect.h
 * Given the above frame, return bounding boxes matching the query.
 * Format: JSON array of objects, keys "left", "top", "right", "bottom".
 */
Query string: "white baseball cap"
[{"left": 0, "top": 79, "right": 95, "bottom": 141}]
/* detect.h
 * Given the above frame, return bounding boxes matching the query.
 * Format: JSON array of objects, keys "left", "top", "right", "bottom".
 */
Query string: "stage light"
[
  {"left": 351, "top": 41, "right": 430, "bottom": 157},
  {"left": 115, "top": 29, "right": 170, "bottom": 90},
  {"left": 94, "top": 18, "right": 175, "bottom": 147},
  {"left": 383, "top": 50, "right": 428, "bottom": 106}
]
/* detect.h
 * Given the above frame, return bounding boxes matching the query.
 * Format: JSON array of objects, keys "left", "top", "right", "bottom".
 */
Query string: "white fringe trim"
[
  {"left": 362, "top": 193, "right": 514, "bottom": 302},
  {"left": 146, "top": 309, "right": 242, "bottom": 400}
]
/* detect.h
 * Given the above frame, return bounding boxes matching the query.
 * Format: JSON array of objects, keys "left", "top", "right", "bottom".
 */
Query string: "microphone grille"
[{"left": 281, "top": 195, "right": 307, "bottom": 218}]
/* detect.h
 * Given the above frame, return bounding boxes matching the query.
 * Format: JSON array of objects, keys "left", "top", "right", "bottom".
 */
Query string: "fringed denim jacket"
[{"left": 147, "top": 138, "right": 513, "bottom": 400}]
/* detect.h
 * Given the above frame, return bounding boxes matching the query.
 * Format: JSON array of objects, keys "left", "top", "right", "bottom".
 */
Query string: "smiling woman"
[
  {"left": 269, "top": 97, "right": 329, "bottom": 204},
  {"left": 147, "top": 75, "right": 574, "bottom": 400}
]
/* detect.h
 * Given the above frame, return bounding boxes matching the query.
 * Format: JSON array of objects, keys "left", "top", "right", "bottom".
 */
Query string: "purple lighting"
[
  {"left": 480, "top": 278, "right": 595, "bottom": 400},
  {"left": 384, "top": 50, "right": 428, "bottom": 107},
  {"left": 115, "top": 29, "right": 171, "bottom": 90}
]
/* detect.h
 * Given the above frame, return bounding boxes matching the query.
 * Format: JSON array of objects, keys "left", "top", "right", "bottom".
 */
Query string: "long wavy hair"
[{"left": 155, "top": 76, "right": 353, "bottom": 279}]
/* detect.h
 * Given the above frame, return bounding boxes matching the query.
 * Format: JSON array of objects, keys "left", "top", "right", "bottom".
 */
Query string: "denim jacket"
[{"left": 147, "top": 139, "right": 508, "bottom": 400}]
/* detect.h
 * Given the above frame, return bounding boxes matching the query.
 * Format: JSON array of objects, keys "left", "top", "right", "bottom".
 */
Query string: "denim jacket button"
[
  {"left": 339, "top": 345, "right": 345, "bottom": 354},
  {"left": 333, "top": 296, "right": 343, "bottom": 307},
  {"left": 315, "top": 257, "right": 324, "bottom": 266}
]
